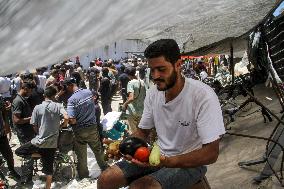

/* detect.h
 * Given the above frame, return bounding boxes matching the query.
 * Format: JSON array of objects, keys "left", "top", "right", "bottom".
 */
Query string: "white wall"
[{"left": 78, "top": 39, "right": 148, "bottom": 68}]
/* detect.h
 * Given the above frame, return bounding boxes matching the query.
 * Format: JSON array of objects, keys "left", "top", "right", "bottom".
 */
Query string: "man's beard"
[{"left": 155, "top": 70, "right": 177, "bottom": 91}]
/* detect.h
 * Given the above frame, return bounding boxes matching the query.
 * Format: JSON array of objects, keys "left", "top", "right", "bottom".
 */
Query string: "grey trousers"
[{"left": 73, "top": 126, "right": 108, "bottom": 179}]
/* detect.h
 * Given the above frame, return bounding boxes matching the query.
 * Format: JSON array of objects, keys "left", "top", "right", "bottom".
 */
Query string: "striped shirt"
[{"left": 67, "top": 89, "right": 97, "bottom": 130}]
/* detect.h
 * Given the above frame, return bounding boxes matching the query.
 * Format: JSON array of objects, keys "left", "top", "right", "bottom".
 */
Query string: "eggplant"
[{"left": 119, "top": 137, "right": 148, "bottom": 156}]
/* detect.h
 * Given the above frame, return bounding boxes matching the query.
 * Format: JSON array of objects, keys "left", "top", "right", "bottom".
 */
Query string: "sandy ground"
[
  {"left": 208, "top": 84, "right": 284, "bottom": 189},
  {"left": 2, "top": 84, "right": 284, "bottom": 188}
]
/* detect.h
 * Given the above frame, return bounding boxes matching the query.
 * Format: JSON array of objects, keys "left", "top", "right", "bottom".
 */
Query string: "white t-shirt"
[
  {"left": 0, "top": 77, "right": 11, "bottom": 98},
  {"left": 11, "top": 77, "right": 21, "bottom": 92},
  {"left": 139, "top": 78, "right": 225, "bottom": 156},
  {"left": 37, "top": 75, "right": 47, "bottom": 90}
]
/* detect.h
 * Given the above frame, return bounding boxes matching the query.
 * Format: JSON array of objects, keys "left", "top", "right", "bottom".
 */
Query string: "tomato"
[{"left": 133, "top": 147, "right": 150, "bottom": 162}]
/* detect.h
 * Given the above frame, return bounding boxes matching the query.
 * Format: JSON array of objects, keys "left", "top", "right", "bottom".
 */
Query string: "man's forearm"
[
  {"left": 165, "top": 139, "right": 220, "bottom": 168},
  {"left": 15, "top": 117, "right": 31, "bottom": 125},
  {"left": 123, "top": 93, "right": 134, "bottom": 107},
  {"left": 123, "top": 99, "right": 133, "bottom": 107},
  {"left": 2, "top": 110, "right": 9, "bottom": 124},
  {"left": 131, "top": 128, "right": 150, "bottom": 141}
]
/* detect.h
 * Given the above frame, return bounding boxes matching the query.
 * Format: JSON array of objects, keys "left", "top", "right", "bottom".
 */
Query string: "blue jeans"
[{"left": 116, "top": 160, "right": 206, "bottom": 189}]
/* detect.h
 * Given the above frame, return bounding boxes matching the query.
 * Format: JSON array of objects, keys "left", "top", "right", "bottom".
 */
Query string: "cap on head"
[{"left": 62, "top": 77, "right": 77, "bottom": 86}]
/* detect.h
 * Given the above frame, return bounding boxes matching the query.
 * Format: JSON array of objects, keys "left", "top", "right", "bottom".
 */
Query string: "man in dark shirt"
[
  {"left": 55, "top": 89, "right": 74, "bottom": 154},
  {"left": 12, "top": 80, "right": 36, "bottom": 184},
  {"left": 88, "top": 67, "right": 100, "bottom": 92},
  {"left": 138, "top": 64, "right": 147, "bottom": 80},
  {"left": 12, "top": 80, "right": 35, "bottom": 144},
  {"left": 92, "top": 90, "right": 104, "bottom": 144},
  {"left": 27, "top": 76, "right": 44, "bottom": 110},
  {"left": 99, "top": 68, "right": 112, "bottom": 115},
  {"left": 118, "top": 65, "right": 130, "bottom": 103}
]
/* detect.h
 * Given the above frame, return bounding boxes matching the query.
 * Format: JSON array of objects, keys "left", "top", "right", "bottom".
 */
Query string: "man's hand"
[
  {"left": 69, "top": 118, "right": 77, "bottom": 125},
  {"left": 121, "top": 104, "right": 127, "bottom": 111},
  {"left": 124, "top": 154, "right": 167, "bottom": 168},
  {"left": 5, "top": 101, "right": 11, "bottom": 111}
]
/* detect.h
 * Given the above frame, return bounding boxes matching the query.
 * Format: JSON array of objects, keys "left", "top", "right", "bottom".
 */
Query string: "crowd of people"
[
  {"left": 0, "top": 56, "right": 151, "bottom": 188},
  {"left": 0, "top": 39, "right": 225, "bottom": 189}
]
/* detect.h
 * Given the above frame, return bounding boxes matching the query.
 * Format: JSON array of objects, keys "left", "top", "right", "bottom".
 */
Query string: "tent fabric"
[{"left": 0, "top": 0, "right": 277, "bottom": 75}]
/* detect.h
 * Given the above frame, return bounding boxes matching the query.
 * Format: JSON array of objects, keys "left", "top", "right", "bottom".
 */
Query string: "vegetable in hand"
[
  {"left": 134, "top": 147, "right": 150, "bottom": 162},
  {"left": 119, "top": 137, "right": 148, "bottom": 156},
  {"left": 108, "top": 141, "right": 121, "bottom": 156},
  {"left": 149, "top": 142, "right": 161, "bottom": 166}
]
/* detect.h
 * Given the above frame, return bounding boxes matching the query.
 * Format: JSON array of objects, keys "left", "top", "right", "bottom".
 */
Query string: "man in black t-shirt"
[
  {"left": 27, "top": 80, "right": 44, "bottom": 111},
  {"left": 12, "top": 81, "right": 35, "bottom": 144},
  {"left": 118, "top": 65, "right": 130, "bottom": 103},
  {"left": 138, "top": 64, "right": 147, "bottom": 80},
  {"left": 12, "top": 80, "right": 36, "bottom": 184},
  {"left": 88, "top": 67, "right": 100, "bottom": 92},
  {"left": 99, "top": 68, "right": 112, "bottom": 115}
]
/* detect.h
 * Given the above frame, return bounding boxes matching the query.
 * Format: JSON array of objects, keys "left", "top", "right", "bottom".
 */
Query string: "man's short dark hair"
[
  {"left": 44, "top": 86, "right": 57, "bottom": 98},
  {"left": 21, "top": 80, "right": 35, "bottom": 89},
  {"left": 102, "top": 67, "right": 109, "bottom": 76},
  {"left": 120, "top": 65, "right": 126, "bottom": 73},
  {"left": 144, "top": 39, "right": 180, "bottom": 65},
  {"left": 50, "top": 69, "right": 59, "bottom": 76},
  {"left": 125, "top": 66, "right": 136, "bottom": 77},
  {"left": 20, "top": 72, "right": 34, "bottom": 81}
]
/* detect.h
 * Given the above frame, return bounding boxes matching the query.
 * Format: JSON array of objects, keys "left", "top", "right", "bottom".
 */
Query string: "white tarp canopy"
[{"left": 0, "top": 0, "right": 277, "bottom": 75}]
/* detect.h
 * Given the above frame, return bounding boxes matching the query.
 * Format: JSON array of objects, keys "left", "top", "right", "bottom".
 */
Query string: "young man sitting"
[{"left": 16, "top": 86, "right": 68, "bottom": 189}]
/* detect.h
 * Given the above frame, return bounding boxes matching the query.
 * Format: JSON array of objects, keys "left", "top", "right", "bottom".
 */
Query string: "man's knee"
[
  {"left": 129, "top": 176, "right": 161, "bottom": 189},
  {"left": 98, "top": 165, "right": 127, "bottom": 189}
]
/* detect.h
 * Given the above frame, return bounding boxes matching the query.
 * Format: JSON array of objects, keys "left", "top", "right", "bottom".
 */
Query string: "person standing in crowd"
[
  {"left": 99, "top": 68, "right": 112, "bottom": 115},
  {"left": 92, "top": 90, "right": 104, "bottom": 144},
  {"left": 71, "top": 71, "right": 87, "bottom": 89},
  {"left": 11, "top": 73, "right": 22, "bottom": 96},
  {"left": 98, "top": 39, "right": 225, "bottom": 189},
  {"left": 144, "top": 62, "right": 152, "bottom": 90},
  {"left": 75, "top": 62, "right": 85, "bottom": 81},
  {"left": 12, "top": 80, "right": 36, "bottom": 184},
  {"left": 118, "top": 65, "right": 130, "bottom": 103},
  {"left": 36, "top": 68, "right": 47, "bottom": 90},
  {"left": 138, "top": 62, "right": 147, "bottom": 81},
  {"left": 121, "top": 66, "right": 146, "bottom": 133},
  {"left": 45, "top": 69, "right": 59, "bottom": 87},
  {"left": 15, "top": 86, "right": 68, "bottom": 189},
  {"left": 0, "top": 95, "right": 21, "bottom": 180},
  {"left": 27, "top": 75, "right": 44, "bottom": 110},
  {"left": 102, "top": 61, "right": 117, "bottom": 98},
  {"left": 0, "top": 76, "right": 14, "bottom": 128},
  {"left": 55, "top": 88, "right": 74, "bottom": 154},
  {"left": 88, "top": 67, "right": 100, "bottom": 92},
  {"left": 0, "top": 76, "right": 12, "bottom": 100},
  {"left": 63, "top": 77, "right": 108, "bottom": 179},
  {"left": 65, "top": 64, "right": 74, "bottom": 78}
]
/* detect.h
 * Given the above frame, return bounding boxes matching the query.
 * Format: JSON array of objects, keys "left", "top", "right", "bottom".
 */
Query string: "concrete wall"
[{"left": 78, "top": 39, "right": 148, "bottom": 68}]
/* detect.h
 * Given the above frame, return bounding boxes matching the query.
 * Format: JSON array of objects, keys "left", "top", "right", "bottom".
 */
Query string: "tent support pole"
[{"left": 230, "top": 42, "right": 235, "bottom": 83}]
